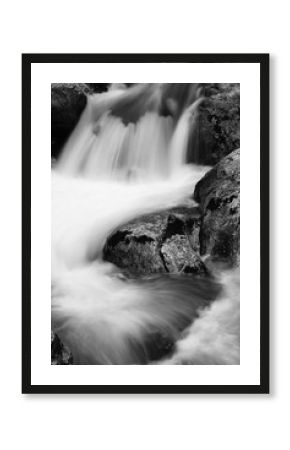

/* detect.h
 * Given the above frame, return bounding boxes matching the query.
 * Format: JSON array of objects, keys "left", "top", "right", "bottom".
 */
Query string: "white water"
[
  {"left": 57, "top": 83, "right": 201, "bottom": 180},
  {"left": 52, "top": 83, "right": 240, "bottom": 365},
  {"left": 160, "top": 270, "right": 240, "bottom": 365}
]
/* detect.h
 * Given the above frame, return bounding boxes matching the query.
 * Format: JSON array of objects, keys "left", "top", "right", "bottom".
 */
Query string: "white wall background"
[{"left": 0, "top": 1, "right": 286, "bottom": 449}]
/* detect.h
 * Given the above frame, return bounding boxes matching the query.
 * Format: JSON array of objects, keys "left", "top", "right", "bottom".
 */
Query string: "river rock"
[
  {"left": 103, "top": 206, "right": 207, "bottom": 276},
  {"left": 189, "top": 83, "right": 240, "bottom": 166},
  {"left": 51, "top": 83, "right": 92, "bottom": 159},
  {"left": 51, "top": 331, "right": 73, "bottom": 365},
  {"left": 194, "top": 148, "right": 240, "bottom": 266}
]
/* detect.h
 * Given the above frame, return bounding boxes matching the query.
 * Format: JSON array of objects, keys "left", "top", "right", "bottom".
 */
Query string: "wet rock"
[
  {"left": 161, "top": 235, "right": 206, "bottom": 274},
  {"left": 51, "top": 331, "right": 73, "bottom": 365},
  {"left": 103, "top": 206, "right": 207, "bottom": 276},
  {"left": 189, "top": 83, "right": 240, "bottom": 165},
  {"left": 85, "top": 83, "right": 109, "bottom": 93},
  {"left": 194, "top": 148, "right": 240, "bottom": 266},
  {"left": 51, "top": 83, "right": 94, "bottom": 159}
]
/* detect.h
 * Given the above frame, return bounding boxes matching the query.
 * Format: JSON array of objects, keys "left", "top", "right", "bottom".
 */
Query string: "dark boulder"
[
  {"left": 103, "top": 206, "right": 207, "bottom": 276},
  {"left": 51, "top": 83, "right": 109, "bottom": 159},
  {"left": 51, "top": 331, "right": 73, "bottom": 365},
  {"left": 188, "top": 83, "right": 240, "bottom": 166},
  {"left": 194, "top": 148, "right": 240, "bottom": 266},
  {"left": 51, "top": 83, "right": 91, "bottom": 158}
]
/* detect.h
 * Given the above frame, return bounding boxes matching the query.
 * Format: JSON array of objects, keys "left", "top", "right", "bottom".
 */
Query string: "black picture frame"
[{"left": 22, "top": 53, "right": 269, "bottom": 394}]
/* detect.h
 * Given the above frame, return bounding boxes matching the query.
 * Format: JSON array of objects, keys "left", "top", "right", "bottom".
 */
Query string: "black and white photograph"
[
  {"left": 4, "top": 0, "right": 288, "bottom": 446},
  {"left": 22, "top": 53, "right": 269, "bottom": 393},
  {"left": 51, "top": 82, "right": 241, "bottom": 366}
]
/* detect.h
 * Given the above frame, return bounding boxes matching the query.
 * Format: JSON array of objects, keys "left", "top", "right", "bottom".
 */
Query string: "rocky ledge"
[{"left": 194, "top": 148, "right": 240, "bottom": 266}]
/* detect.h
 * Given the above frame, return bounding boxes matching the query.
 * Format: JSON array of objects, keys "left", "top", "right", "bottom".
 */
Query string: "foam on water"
[{"left": 52, "top": 83, "right": 240, "bottom": 365}]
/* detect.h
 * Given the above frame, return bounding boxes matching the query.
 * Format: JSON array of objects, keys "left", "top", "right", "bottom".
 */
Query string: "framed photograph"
[{"left": 22, "top": 53, "right": 269, "bottom": 394}]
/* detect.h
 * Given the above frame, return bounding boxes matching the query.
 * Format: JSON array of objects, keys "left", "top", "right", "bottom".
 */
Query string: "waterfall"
[
  {"left": 57, "top": 83, "right": 201, "bottom": 180},
  {"left": 52, "top": 83, "right": 239, "bottom": 365}
]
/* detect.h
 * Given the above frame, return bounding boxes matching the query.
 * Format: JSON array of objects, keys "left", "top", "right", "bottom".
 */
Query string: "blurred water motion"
[{"left": 52, "top": 83, "right": 239, "bottom": 365}]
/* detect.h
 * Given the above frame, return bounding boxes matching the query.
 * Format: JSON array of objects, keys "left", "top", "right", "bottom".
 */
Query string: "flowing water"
[{"left": 52, "top": 84, "right": 240, "bottom": 365}]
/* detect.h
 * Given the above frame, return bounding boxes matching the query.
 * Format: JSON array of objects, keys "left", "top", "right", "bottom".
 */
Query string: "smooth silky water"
[{"left": 52, "top": 84, "right": 239, "bottom": 365}]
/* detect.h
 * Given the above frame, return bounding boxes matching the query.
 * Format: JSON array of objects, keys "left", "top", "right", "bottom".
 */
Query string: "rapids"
[{"left": 52, "top": 83, "right": 240, "bottom": 365}]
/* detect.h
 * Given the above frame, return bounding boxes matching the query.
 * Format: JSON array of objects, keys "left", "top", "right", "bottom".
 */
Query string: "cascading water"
[
  {"left": 52, "top": 83, "right": 239, "bottom": 365},
  {"left": 57, "top": 83, "right": 202, "bottom": 180}
]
